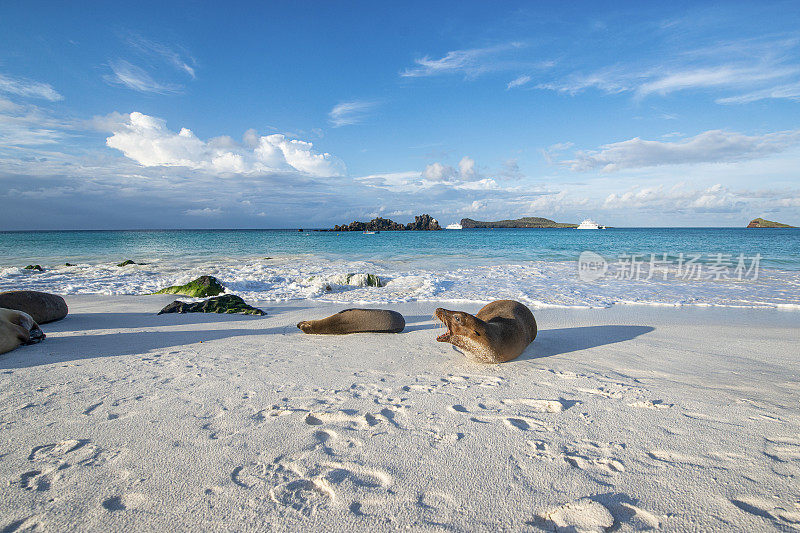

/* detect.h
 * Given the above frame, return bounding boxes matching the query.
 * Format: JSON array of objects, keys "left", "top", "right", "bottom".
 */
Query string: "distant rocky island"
[
  {"left": 747, "top": 218, "right": 795, "bottom": 228},
  {"left": 460, "top": 217, "right": 577, "bottom": 229},
  {"left": 325, "top": 214, "right": 441, "bottom": 231}
]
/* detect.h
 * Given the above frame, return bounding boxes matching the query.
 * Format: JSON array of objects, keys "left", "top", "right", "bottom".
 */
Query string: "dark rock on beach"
[
  {"left": 117, "top": 259, "right": 143, "bottom": 266},
  {"left": 158, "top": 294, "right": 265, "bottom": 316},
  {"left": 0, "top": 290, "right": 68, "bottom": 324},
  {"left": 65, "top": 263, "right": 76, "bottom": 266},
  {"left": 154, "top": 276, "right": 226, "bottom": 298},
  {"left": 24, "top": 265, "right": 44, "bottom": 271}
]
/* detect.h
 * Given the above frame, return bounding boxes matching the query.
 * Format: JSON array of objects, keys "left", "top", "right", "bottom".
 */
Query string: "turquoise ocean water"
[{"left": 1, "top": 228, "right": 799, "bottom": 308}]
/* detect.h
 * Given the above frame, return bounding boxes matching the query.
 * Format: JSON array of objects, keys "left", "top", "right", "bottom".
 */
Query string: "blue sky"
[{"left": 1, "top": 1, "right": 799, "bottom": 229}]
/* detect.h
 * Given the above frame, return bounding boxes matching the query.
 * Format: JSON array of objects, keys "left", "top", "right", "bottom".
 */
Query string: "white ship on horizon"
[
  {"left": 576, "top": 219, "right": 604, "bottom": 230},
  {"left": 446, "top": 223, "right": 463, "bottom": 230}
]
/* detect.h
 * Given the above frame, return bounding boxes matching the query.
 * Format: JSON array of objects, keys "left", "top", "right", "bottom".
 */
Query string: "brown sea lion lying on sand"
[
  {"left": 0, "top": 308, "right": 45, "bottom": 355},
  {"left": 298, "top": 309, "right": 405, "bottom": 334},
  {"left": 435, "top": 300, "right": 536, "bottom": 363}
]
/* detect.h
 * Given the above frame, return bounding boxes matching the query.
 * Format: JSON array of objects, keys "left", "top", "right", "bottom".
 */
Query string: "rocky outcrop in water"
[
  {"left": 154, "top": 276, "right": 226, "bottom": 298},
  {"left": 117, "top": 259, "right": 145, "bottom": 266},
  {"left": 157, "top": 294, "right": 265, "bottom": 316},
  {"left": 328, "top": 214, "right": 441, "bottom": 231},
  {"left": 406, "top": 214, "right": 441, "bottom": 231},
  {"left": 23, "top": 265, "right": 44, "bottom": 271}
]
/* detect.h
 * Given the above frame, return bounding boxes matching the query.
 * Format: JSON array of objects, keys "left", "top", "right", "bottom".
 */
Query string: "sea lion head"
[
  {"left": 15, "top": 311, "right": 45, "bottom": 345},
  {"left": 434, "top": 308, "right": 485, "bottom": 345},
  {"left": 297, "top": 320, "right": 314, "bottom": 334}
]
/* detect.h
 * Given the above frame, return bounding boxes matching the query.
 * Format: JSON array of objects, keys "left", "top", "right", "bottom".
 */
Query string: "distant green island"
[
  {"left": 747, "top": 218, "right": 795, "bottom": 228},
  {"left": 460, "top": 217, "right": 577, "bottom": 229}
]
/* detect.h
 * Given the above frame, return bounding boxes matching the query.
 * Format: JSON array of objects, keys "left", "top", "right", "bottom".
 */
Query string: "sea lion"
[
  {"left": 0, "top": 308, "right": 45, "bottom": 355},
  {"left": 435, "top": 300, "right": 536, "bottom": 363},
  {"left": 298, "top": 309, "right": 405, "bottom": 334}
]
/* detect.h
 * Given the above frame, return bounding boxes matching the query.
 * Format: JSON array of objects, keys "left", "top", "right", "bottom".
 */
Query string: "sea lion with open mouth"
[
  {"left": 0, "top": 308, "right": 45, "bottom": 355},
  {"left": 435, "top": 300, "right": 536, "bottom": 363},
  {"left": 298, "top": 308, "right": 405, "bottom": 334}
]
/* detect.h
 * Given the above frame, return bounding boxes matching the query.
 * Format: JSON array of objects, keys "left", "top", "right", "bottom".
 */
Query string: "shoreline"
[{"left": 1, "top": 295, "right": 799, "bottom": 530}]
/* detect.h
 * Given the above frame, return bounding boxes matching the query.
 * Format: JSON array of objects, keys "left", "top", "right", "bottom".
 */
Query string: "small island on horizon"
[
  {"left": 747, "top": 217, "right": 796, "bottom": 228},
  {"left": 460, "top": 216, "right": 578, "bottom": 229}
]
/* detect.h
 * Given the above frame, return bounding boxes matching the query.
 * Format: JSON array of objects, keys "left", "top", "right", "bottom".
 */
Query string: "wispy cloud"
[
  {"left": 105, "top": 35, "right": 197, "bottom": 94},
  {"left": 537, "top": 35, "right": 800, "bottom": 104},
  {"left": 328, "top": 100, "right": 379, "bottom": 127},
  {"left": 636, "top": 65, "right": 798, "bottom": 98},
  {"left": 401, "top": 42, "right": 526, "bottom": 79},
  {"left": 564, "top": 129, "right": 800, "bottom": 172},
  {"left": 127, "top": 34, "right": 196, "bottom": 79},
  {"left": 0, "top": 73, "right": 62, "bottom": 101},
  {"left": 716, "top": 81, "right": 800, "bottom": 104},
  {"left": 104, "top": 60, "right": 183, "bottom": 94},
  {"left": 506, "top": 75, "right": 532, "bottom": 90}
]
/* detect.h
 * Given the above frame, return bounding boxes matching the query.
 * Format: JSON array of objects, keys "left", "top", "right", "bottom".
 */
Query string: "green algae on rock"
[
  {"left": 157, "top": 294, "right": 265, "bottom": 316},
  {"left": 24, "top": 265, "right": 44, "bottom": 271},
  {"left": 154, "top": 276, "right": 226, "bottom": 298}
]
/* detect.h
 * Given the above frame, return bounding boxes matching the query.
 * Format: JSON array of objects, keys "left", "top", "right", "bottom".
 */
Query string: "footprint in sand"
[
  {"left": 312, "top": 429, "right": 364, "bottom": 457},
  {"left": 562, "top": 453, "right": 625, "bottom": 474},
  {"left": 102, "top": 493, "right": 147, "bottom": 512},
  {"left": 530, "top": 440, "right": 626, "bottom": 474},
  {"left": 731, "top": 496, "right": 800, "bottom": 527},
  {"left": 536, "top": 498, "right": 614, "bottom": 532},
  {"left": 303, "top": 410, "right": 382, "bottom": 430},
  {"left": 763, "top": 436, "right": 800, "bottom": 462},
  {"left": 502, "top": 398, "right": 581, "bottom": 413},
  {"left": 628, "top": 399, "right": 673, "bottom": 409},
  {"left": 232, "top": 455, "right": 393, "bottom": 517},
  {"left": 16, "top": 439, "right": 119, "bottom": 493},
  {"left": 448, "top": 403, "right": 552, "bottom": 432}
]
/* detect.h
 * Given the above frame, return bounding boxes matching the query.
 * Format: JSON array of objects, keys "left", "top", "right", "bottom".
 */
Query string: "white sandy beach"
[{"left": 1, "top": 295, "right": 799, "bottom": 531}]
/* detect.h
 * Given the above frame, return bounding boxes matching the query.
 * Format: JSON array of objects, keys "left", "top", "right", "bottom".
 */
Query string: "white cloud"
[
  {"left": 565, "top": 129, "right": 800, "bottom": 171},
  {"left": 104, "top": 111, "right": 345, "bottom": 176},
  {"left": 357, "top": 156, "right": 504, "bottom": 193},
  {"left": 401, "top": 43, "right": 525, "bottom": 78},
  {"left": 0, "top": 73, "right": 62, "bottom": 101},
  {"left": 185, "top": 207, "right": 222, "bottom": 216},
  {"left": 602, "top": 183, "right": 744, "bottom": 213},
  {"left": 104, "top": 60, "right": 183, "bottom": 94},
  {"left": 506, "top": 75, "right": 532, "bottom": 89},
  {"left": 328, "top": 100, "right": 378, "bottom": 127}
]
